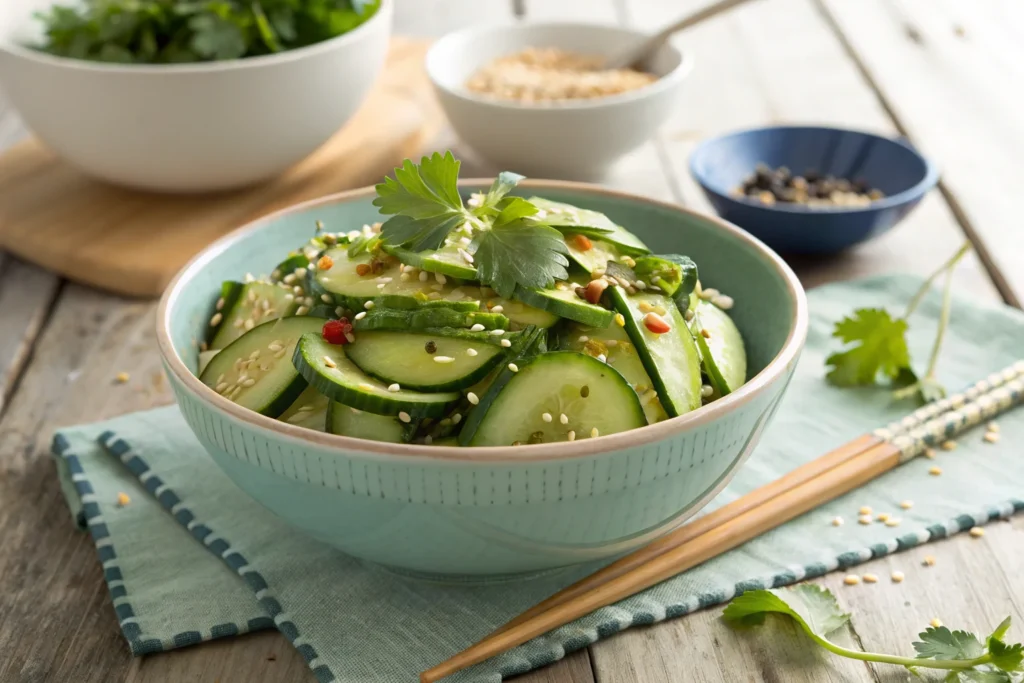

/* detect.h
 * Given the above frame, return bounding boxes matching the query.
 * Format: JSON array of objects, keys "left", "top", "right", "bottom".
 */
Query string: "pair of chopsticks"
[{"left": 421, "top": 360, "right": 1024, "bottom": 683}]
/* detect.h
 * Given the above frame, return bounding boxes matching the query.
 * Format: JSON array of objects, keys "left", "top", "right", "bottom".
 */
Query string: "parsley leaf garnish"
[
  {"left": 472, "top": 220, "right": 569, "bottom": 298},
  {"left": 826, "top": 309, "right": 910, "bottom": 386},
  {"left": 725, "top": 587, "right": 1023, "bottom": 678}
]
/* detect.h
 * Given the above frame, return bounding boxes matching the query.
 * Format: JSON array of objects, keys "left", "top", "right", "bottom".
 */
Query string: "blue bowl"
[{"left": 689, "top": 126, "right": 939, "bottom": 254}]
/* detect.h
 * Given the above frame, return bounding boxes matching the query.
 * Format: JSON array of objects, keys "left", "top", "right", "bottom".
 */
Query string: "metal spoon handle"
[{"left": 605, "top": 0, "right": 760, "bottom": 70}]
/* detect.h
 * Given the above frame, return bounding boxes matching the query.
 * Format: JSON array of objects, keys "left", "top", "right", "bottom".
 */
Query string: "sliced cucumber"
[
  {"left": 611, "top": 288, "right": 702, "bottom": 418},
  {"left": 352, "top": 308, "right": 509, "bottom": 332},
  {"left": 692, "top": 300, "right": 747, "bottom": 396},
  {"left": 344, "top": 331, "right": 507, "bottom": 391},
  {"left": 565, "top": 238, "right": 620, "bottom": 275},
  {"left": 382, "top": 243, "right": 477, "bottom": 280},
  {"left": 312, "top": 247, "right": 480, "bottom": 311},
  {"left": 209, "top": 281, "right": 299, "bottom": 350},
  {"left": 529, "top": 197, "right": 649, "bottom": 255},
  {"left": 200, "top": 316, "right": 326, "bottom": 417},
  {"left": 561, "top": 323, "right": 668, "bottom": 424},
  {"left": 327, "top": 401, "right": 405, "bottom": 442},
  {"left": 429, "top": 436, "right": 459, "bottom": 447},
  {"left": 515, "top": 285, "right": 614, "bottom": 327},
  {"left": 198, "top": 349, "right": 220, "bottom": 375},
  {"left": 292, "top": 333, "right": 460, "bottom": 418},
  {"left": 490, "top": 299, "right": 559, "bottom": 329},
  {"left": 279, "top": 385, "right": 330, "bottom": 431},
  {"left": 462, "top": 351, "right": 645, "bottom": 447},
  {"left": 273, "top": 253, "right": 311, "bottom": 280}
]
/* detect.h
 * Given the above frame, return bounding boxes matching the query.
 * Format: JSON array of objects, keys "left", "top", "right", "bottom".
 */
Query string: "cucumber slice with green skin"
[
  {"left": 498, "top": 300, "right": 559, "bottom": 329},
  {"left": 209, "top": 281, "right": 299, "bottom": 350},
  {"left": 200, "top": 316, "right": 326, "bottom": 417},
  {"left": 352, "top": 308, "right": 509, "bottom": 332},
  {"left": 565, "top": 238, "right": 620, "bottom": 275},
  {"left": 278, "top": 385, "right": 330, "bottom": 431},
  {"left": 327, "top": 401, "right": 405, "bottom": 442},
  {"left": 273, "top": 253, "right": 311, "bottom": 280},
  {"left": 611, "top": 287, "right": 702, "bottom": 418},
  {"left": 292, "top": 333, "right": 460, "bottom": 418},
  {"left": 515, "top": 285, "right": 615, "bottom": 327},
  {"left": 344, "top": 330, "right": 508, "bottom": 391},
  {"left": 313, "top": 247, "right": 482, "bottom": 312},
  {"left": 382, "top": 243, "right": 478, "bottom": 280},
  {"left": 529, "top": 197, "right": 650, "bottom": 255},
  {"left": 691, "top": 300, "right": 747, "bottom": 396},
  {"left": 562, "top": 323, "right": 668, "bottom": 424},
  {"left": 198, "top": 349, "right": 220, "bottom": 375},
  {"left": 463, "top": 351, "right": 646, "bottom": 447}
]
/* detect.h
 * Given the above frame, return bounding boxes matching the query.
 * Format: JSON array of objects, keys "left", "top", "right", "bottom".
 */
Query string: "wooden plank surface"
[{"left": 1, "top": 0, "right": 1023, "bottom": 682}]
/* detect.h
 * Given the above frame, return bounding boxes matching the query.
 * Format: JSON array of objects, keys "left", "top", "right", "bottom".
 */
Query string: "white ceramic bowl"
[
  {"left": 0, "top": 0, "right": 392, "bottom": 193},
  {"left": 426, "top": 22, "right": 691, "bottom": 179}
]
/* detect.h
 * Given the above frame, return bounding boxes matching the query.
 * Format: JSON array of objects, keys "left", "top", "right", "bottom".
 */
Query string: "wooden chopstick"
[{"left": 420, "top": 365, "right": 1024, "bottom": 683}]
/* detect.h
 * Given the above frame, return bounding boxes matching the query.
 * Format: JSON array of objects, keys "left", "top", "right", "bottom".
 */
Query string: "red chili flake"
[
  {"left": 643, "top": 312, "right": 671, "bottom": 334},
  {"left": 322, "top": 318, "right": 352, "bottom": 345},
  {"left": 355, "top": 263, "right": 371, "bottom": 276},
  {"left": 572, "top": 234, "right": 593, "bottom": 251}
]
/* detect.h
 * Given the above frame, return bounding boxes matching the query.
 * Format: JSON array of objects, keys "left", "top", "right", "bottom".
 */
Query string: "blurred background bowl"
[
  {"left": 426, "top": 22, "right": 692, "bottom": 179},
  {"left": 689, "top": 125, "right": 940, "bottom": 255},
  {"left": 0, "top": 0, "right": 392, "bottom": 193}
]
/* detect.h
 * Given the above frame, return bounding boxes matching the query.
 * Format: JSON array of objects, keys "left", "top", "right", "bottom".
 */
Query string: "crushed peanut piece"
[
  {"left": 116, "top": 492, "right": 131, "bottom": 507},
  {"left": 891, "top": 571, "right": 905, "bottom": 583},
  {"left": 115, "top": 372, "right": 131, "bottom": 384},
  {"left": 940, "top": 440, "right": 957, "bottom": 451},
  {"left": 923, "top": 555, "right": 936, "bottom": 566},
  {"left": 929, "top": 466, "right": 943, "bottom": 476}
]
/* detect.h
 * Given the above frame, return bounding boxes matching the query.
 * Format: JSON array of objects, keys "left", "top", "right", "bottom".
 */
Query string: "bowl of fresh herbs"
[{"left": 0, "top": 0, "right": 391, "bottom": 192}]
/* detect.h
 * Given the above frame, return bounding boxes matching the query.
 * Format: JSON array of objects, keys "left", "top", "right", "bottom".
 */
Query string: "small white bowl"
[
  {"left": 426, "top": 22, "right": 691, "bottom": 179},
  {"left": 0, "top": 0, "right": 392, "bottom": 193}
]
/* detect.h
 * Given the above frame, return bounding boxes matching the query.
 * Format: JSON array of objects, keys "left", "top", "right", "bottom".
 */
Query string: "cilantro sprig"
[
  {"left": 374, "top": 153, "right": 569, "bottom": 298},
  {"left": 724, "top": 585, "right": 1023, "bottom": 681},
  {"left": 825, "top": 242, "right": 972, "bottom": 404}
]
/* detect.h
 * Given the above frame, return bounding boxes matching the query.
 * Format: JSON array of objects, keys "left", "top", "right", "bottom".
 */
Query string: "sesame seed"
[
  {"left": 940, "top": 440, "right": 957, "bottom": 451},
  {"left": 284, "top": 273, "right": 296, "bottom": 284},
  {"left": 335, "top": 307, "right": 344, "bottom": 317},
  {"left": 284, "top": 293, "right": 294, "bottom": 302},
  {"left": 843, "top": 574, "right": 860, "bottom": 585},
  {"left": 321, "top": 294, "right": 333, "bottom": 303},
  {"left": 387, "top": 383, "right": 401, "bottom": 393},
  {"left": 700, "top": 328, "right": 711, "bottom": 339},
  {"left": 615, "top": 314, "right": 626, "bottom": 327},
  {"left": 242, "top": 378, "right": 257, "bottom": 387},
  {"left": 490, "top": 329, "right": 506, "bottom": 336},
  {"left": 364, "top": 301, "right": 375, "bottom": 309},
  {"left": 294, "top": 306, "right": 309, "bottom": 316},
  {"left": 249, "top": 350, "right": 260, "bottom": 360},
  {"left": 470, "top": 324, "right": 486, "bottom": 332},
  {"left": 452, "top": 413, "right": 463, "bottom": 425},
  {"left": 924, "top": 447, "right": 936, "bottom": 459},
  {"left": 923, "top": 555, "right": 936, "bottom": 566},
  {"left": 491, "top": 305, "right": 504, "bottom": 313},
  {"left": 435, "top": 272, "right": 447, "bottom": 284},
  {"left": 244, "top": 272, "right": 255, "bottom": 282},
  {"left": 930, "top": 618, "right": 943, "bottom": 628},
  {"left": 891, "top": 571, "right": 905, "bottom": 583},
  {"left": 355, "top": 311, "right": 366, "bottom": 320},
  {"left": 323, "top": 356, "right": 337, "bottom": 369},
  {"left": 234, "top": 319, "right": 245, "bottom": 328},
  {"left": 684, "top": 309, "right": 695, "bottom": 322},
  {"left": 458, "top": 248, "right": 475, "bottom": 264},
  {"left": 831, "top": 516, "right": 844, "bottom": 527},
  {"left": 578, "top": 335, "right": 590, "bottom": 343},
  {"left": 467, "top": 392, "right": 479, "bottom": 405},
  {"left": 900, "top": 500, "right": 913, "bottom": 509},
  {"left": 859, "top": 506, "right": 872, "bottom": 515},
  {"left": 508, "top": 363, "right": 519, "bottom": 372},
  {"left": 929, "top": 466, "right": 943, "bottom": 476},
  {"left": 969, "top": 526, "right": 985, "bottom": 538},
  {"left": 876, "top": 512, "right": 890, "bottom": 522},
  {"left": 117, "top": 492, "right": 131, "bottom": 507},
  {"left": 293, "top": 286, "right": 304, "bottom": 295},
  {"left": 560, "top": 413, "right": 569, "bottom": 425},
  {"left": 567, "top": 430, "right": 576, "bottom": 441},
  {"left": 466, "top": 348, "right": 479, "bottom": 357},
  {"left": 590, "top": 427, "right": 599, "bottom": 438},
  {"left": 210, "top": 312, "right": 223, "bottom": 327},
  {"left": 400, "top": 273, "right": 411, "bottom": 281},
  {"left": 713, "top": 295, "right": 735, "bottom": 310},
  {"left": 635, "top": 281, "right": 647, "bottom": 290},
  {"left": 885, "top": 518, "right": 901, "bottom": 527},
  {"left": 701, "top": 384, "right": 714, "bottom": 398},
  {"left": 215, "top": 382, "right": 229, "bottom": 393},
  {"left": 399, "top": 411, "right": 411, "bottom": 423},
  {"left": 294, "top": 268, "right": 307, "bottom": 278},
  {"left": 377, "top": 283, "right": 386, "bottom": 289},
  {"left": 984, "top": 432, "right": 1000, "bottom": 444},
  {"left": 115, "top": 371, "right": 130, "bottom": 384},
  {"left": 858, "top": 515, "right": 872, "bottom": 525},
  {"left": 433, "top": 356, "right": 455, "bottom": 364},
  {"left": 863, "top": 573, "right": 878, "bottom": 584},
  {"left": 424, "top": 435, "right": 433, "bottom": 445},
  {"left": 596, "top": 354, "right": 607, "bottom": 363},
  {"left": 542, "top": 413, "right": 552, "bottom": 422},
  {"left": 216, "top": 297, "right": 225, "bottom": 310},
  {"left": 500, "top": 339, "right": 512, "bottom": 348},
  {"left": 987, "top": 421, "right": 1000, "bottom": 433},
  {"left": 358, "top": 383, "right": 374, "bottom": 391}
]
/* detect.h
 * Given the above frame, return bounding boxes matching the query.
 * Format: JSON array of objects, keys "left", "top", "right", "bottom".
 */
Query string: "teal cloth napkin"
[{"left": 52, "top": 275, "right": 1024, "bottom": 682}]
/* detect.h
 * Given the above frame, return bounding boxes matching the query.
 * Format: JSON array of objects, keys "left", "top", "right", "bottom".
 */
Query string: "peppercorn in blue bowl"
[{"left": 690, "top": 125, "right": 939, "bottom": 255}]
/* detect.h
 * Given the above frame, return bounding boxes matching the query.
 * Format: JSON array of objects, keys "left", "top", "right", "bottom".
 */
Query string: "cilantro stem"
[
  {"left": 804, "top": 629, "right": 991, "bottom": 671},
  {"left": 921, "top": 258, "right": 956, "bottom": 381},
  {"left": 904, "top": 242, "right": 972, "bottom": 318}
]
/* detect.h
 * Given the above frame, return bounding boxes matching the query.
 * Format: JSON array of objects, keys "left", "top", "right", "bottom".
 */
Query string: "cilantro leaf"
[
  {"left": 472, "top": 221, "right": 569, "bottom": 298},
  {"left": 825, "top": 308, "right": 911, "bottom": 386},
  {"left": 991, "top": 618, "right": 1014, "bottom": 644},
  {"left": 915, "top": 627, "right": 986, "bottom": 661},
  {"left": 190, "top": 14, "right": 246, "bottom": 61},
  {"left": 953, "top": 670, "right": 1018, "bottom": 682},
  {"left": 722, "top": 585, "right": 850, "bottom": 636},
  {"left": 989, "top": 638, "right": 1024, "bottom": 672},
  {"left": 480, "top": 172, "right": 525, "bottom": 214},
  {"left": 494, "top": 197, "right": 540, "bottom": 225},
  {"left": 375, "top": 152, "right": 473, "bottom": 252}
]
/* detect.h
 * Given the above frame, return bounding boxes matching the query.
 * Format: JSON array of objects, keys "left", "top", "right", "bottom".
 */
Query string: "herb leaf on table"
[{"left": 725, "top": 586, "right": 1023, "bottom": 679}]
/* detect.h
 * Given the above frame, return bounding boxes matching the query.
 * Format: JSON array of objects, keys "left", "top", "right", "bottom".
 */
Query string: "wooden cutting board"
[{"left": 0, "top": 38, "right": 442, "bottom": 298}]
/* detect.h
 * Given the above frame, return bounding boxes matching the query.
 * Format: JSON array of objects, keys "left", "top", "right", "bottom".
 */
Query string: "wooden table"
[{"left": 2, "top": 1, "right": 1022, "bottom": 681}]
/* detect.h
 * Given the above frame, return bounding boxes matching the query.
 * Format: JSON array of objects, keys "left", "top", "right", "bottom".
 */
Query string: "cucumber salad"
[{"left": 196, "top": 152, "right": 747, "bottom": 447}]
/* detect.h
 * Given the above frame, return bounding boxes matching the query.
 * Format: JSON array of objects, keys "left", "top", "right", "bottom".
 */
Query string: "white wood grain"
[{"left": 819, "top": 0, "right": 1024, "bottom": 306}]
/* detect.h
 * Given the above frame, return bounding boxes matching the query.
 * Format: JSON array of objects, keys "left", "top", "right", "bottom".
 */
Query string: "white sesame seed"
[
  {"left": 606, "top": 340, "right": 618, "bottom": 347},
  {"left": 335, "top": 307, "right": 344, "bottom": 317},
  {"left": 466, "top": 348, "right": 478, "bottom": 357},
  {"left": 858, "top": 514, "right": 872, "bottom": 525},
  {"left": 242, "top": 378, "right": 257, "bottom": 387},
  {"left": 283, "top": 273, "right": 296, "bottom": 284},
  {"left": 233, "top": 319, "right": 245, "bottom": 329},
  {"left": 400, "top": 273, "right": 411, "bottom": 281},
  {"left": 596, "top": 354, "right": 607, "bottom": 363},
  {"left": 284, "top": 293, "right": 294, "bottom": 302},
  {"left": 560, "top": 413, "right": 568, "bottom": 425},
  {"left": 321, "top": 294, "right": 332, "bottom": 303},
  {"left": 261, "top": 299, "right": 271, "bottom": 310},
  {"left": 940, "top": 440, "right": 957, "bottom": 451},
  {"left": 294, "top": 306, "right": 309, "bottom": 316},
  {"left": 987, "top": 421, "right": 1000, "bottom": 433},
  {"left": 419, "top": 271, "right": 429, "bottom": 282},
  {"left": 433, "top": 356, "right": 456, "bottom": 364},
  {"left": 635, "top": 281, "right": 647, "bottom": 290},
  {"left": 398, "top": 411, "right": 411, "bottom": 423},
  {"left": 500, "top": 339, "right": 512, "bottom": 348},
  {"left": 969, "top": 526, "right": 985, "bottom": 538},
  {"left": 684, "top": 309, "right": 695, "bottom": 322},
  {"left": 216, "top": 297, "right": 225, "bottom": 310},
  {"left": 701, "top": 384, "right": 714, "bottom": 398},
  {"left": 209, "top": 312, "right": 223, "bottom": 327},
  {"left": 863, "top": 573, "right": 878, "bottom": 584},
  {"left": 388, "top": 383, "right": 400, "bottom": 392},
  {"left": 713, "top": 295, "right": 734, "bottom": 310},
  {"left": 859, "top": 506, "right": 872, "bottom": 515},
  {"left": 929, "top": 466, "right": 943, "bottom": 476},
  {"left": 435, "top": 272, "right": 447, "bottom": 284},
  {"left": 364, "top": 301, "right": 375, "bottom": 310},
  {"left": 491, "top": 305, "right": 504, "bottom": 313},
  {"left": 294, "top": 268, "right": 307, "bottom": 278},
  {"left": 377, "top": 276, "right": 392, "bottom": 283},
  {"left": 323, "top": 356, "right": 337, "bottom": 369},
  {"left": 843, "top": 574, "right": 860, "bottom": 586},
  {"left": 923, "top": 555, "right": 936, "bottom": 566},
  {"left": 459, "top": 236, "right": 471, "bottom": 246},
  {"left": 490, "top": 329, "right": 506, "bottom": 336},
  {"left": 590, "top": 427, "right": 599, "bottom": 438},
  {"left": 567, "top": 430, "right": 576, "bottom": 441},
  {"left": 831, "top": 516, "right": 844, "bottom": 526},
  {"left": 377, "top": 283, "right": 386, "bottom": 289},
  {"left": 215, "top": 382, "right": 228, "bottom": 393},
  {"left": 452, "top": 413, "right": 462, "bottom": 424},
  {"left": 891, "top": 571, "right": 905, "bottom": 583},
  {"left": 984, "top": 432, "right": 1000, "bottom": 444},
  {"left": 249, "top": 350, "right": 260, "bottom": 360},
  {"left": 578, "top": 335, "right": 589, "bottom": 342},
  {"left": 508, "top": 363, "right": 519, "bottom": 372},
  {"left": 541, "top": 412, "right": 552, "bottom": 423},
  {"left": 470, "top": 324, "right": 485, "bottom": 332},
  {"left": 458, "top": 248, "right": 475, "bottom": 264},
  {"left": 244, "top": 319, "right": 256, "bottom": 330},
  {"left": 358, "top": 383, "right": 374, "bottom": 391},
  {"left": 900, "top": 500, "right": 913, "bottom": 510},
  {"left": 467, "top": 392, "right": 479, "bottom": 405}
]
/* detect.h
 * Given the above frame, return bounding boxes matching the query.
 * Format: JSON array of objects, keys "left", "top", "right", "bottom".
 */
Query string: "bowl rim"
[
  {"left": 0, "top": 0, "right": 391, "bottom": 74},
  {"left": 157, "top": 180, "right": 808, "bottom": 463},
  {"left": 689, "top": 124, "right": 941, "bottom": 215},
  {"left": 425, "top": 21, "right": 693, "bottom": 112}
]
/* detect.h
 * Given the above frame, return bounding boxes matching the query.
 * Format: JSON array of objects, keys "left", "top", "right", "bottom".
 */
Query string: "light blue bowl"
[{"left": 157, "top": 182, "right": 808, "bottom": 577}]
